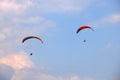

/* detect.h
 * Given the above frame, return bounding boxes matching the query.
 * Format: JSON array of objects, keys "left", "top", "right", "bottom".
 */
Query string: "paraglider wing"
[
  {"left": 76, "top": 25, "right": 94, "bottom": 34},
  {"left": 22, "top": 36, "right": 43, "bottom": 44}
]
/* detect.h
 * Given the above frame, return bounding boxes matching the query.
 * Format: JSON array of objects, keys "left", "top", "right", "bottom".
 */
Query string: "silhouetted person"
[
  {"left": 83, "top": 40, "right": 86, "bottom": 42},
  {"left": 30, "top": 53, "right": 32, "bottom": 55}
]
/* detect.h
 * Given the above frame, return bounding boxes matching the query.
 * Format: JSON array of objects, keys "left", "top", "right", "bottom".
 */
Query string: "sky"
[{"left": 0, "top": 0, "right": 120, "bottom": 80}]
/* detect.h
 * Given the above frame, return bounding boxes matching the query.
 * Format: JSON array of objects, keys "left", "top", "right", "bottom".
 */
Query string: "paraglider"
[
  {"left": 22, "top": 36, "right": 43, "bottom": 55},
  {"left": 76, "top": 25, "right": 94, "bottom": 43},
  {"left": 22, "top": 36, "right": 43, "bottom": 44},
  {"left": 76, "top": 25, "right": 94, "bottom": 34}
]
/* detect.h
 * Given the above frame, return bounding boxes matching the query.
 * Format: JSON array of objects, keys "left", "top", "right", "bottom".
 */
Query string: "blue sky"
[{"left": 0, "top": 0, "right": 120, "bottom": 80}]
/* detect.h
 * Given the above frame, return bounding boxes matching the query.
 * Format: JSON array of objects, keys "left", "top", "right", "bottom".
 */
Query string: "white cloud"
[
  {"left": 12, "top": 71, "right": 82, "bottom": 80},
  {"left": 0, "top": 27, "right": 12, "bottom": 41},
  {"left": 0, "top": 51, "right": 95, "bottom": 80},
  {"left": 99, "top": 13, "right": 120, "bottom": 24},
  {"left": 70, "top": 75, "right": 80, "bottom": 80},
  {"left": 0, "top": 52, "right": 33, "bottom": 70},
  {"left": 105, "top": 14, "right": 120, "bottom": 23},
  {"left": 0, "top": 0, "right": 91, "bottom": 15},
  {"left": 89, "top": 13, "right": 120, "bottom": 28},
  {"left": 11, "top": 16, "right": 56, "bottom": 35},
  {"left": 0, "top": 1, "right": 23, "bottom": 12},
  {"left": 34, "top": 0, "right": 92, "bottom": 13},
  {"left": 12, "top": 71, "right": 63, "bottom": 80},
  {"left": 0, "top": 0, "right": 34, "bottom": 15}
]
